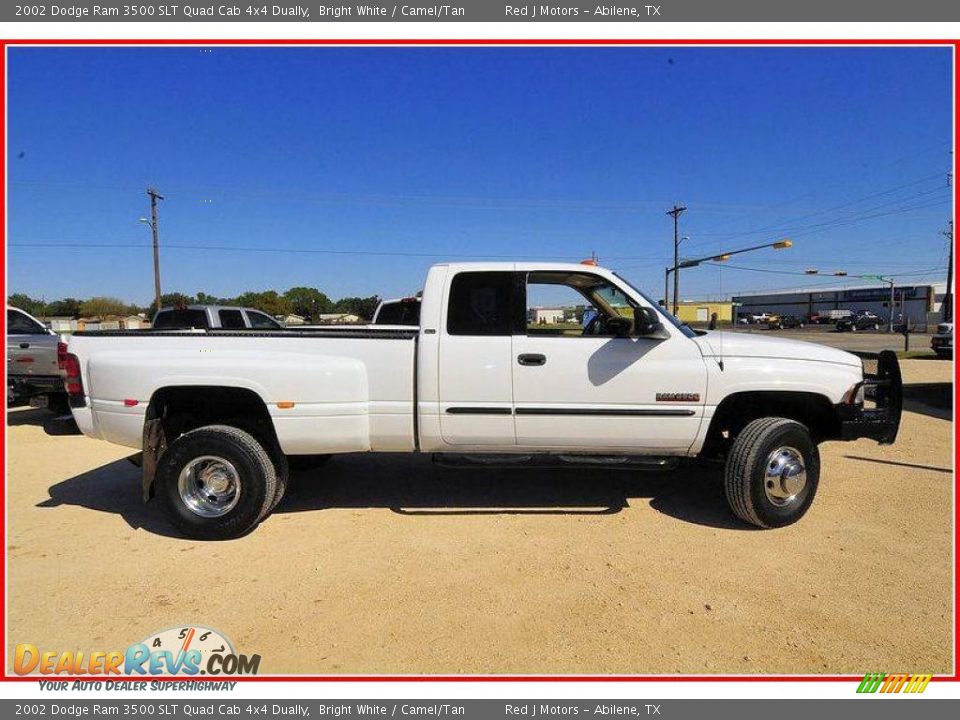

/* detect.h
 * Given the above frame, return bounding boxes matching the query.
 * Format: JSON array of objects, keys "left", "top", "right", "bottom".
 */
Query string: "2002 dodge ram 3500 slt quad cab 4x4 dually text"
[{"left": 53, "top": 262, "right": 902, "bottom": 540}]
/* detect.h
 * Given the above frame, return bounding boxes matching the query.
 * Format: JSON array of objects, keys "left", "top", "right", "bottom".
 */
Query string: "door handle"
[
  {"left": 19, "top": 343, "right": 30, "bottom": 349},
  {"left": 518, "top": 353, "right": 546, "bottom": 366}
]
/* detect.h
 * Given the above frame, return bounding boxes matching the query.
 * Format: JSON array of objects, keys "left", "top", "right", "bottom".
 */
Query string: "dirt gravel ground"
[{"left": 5, "top": 359, "right": 954, "bottom": 675}]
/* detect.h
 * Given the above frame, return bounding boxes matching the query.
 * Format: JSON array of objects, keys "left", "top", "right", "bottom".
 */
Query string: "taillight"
[
  {"left": 63, "top": 353, "right": 84, "bottom": 397},
  {"left": 57, "top": 341, "right": 68, "bottom": 370}
]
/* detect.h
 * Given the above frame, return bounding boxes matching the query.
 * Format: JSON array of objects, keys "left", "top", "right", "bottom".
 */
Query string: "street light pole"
[
  {"left": 660, "top": 238, "right": 793, "bottom": 317},
  {"left": 667, "top": 205, "right": 687, "bottom": 314}
]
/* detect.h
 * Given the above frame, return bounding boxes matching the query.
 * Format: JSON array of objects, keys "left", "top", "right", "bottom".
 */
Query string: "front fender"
[{"left": 705, "top": 357, "right": 861, "bottom": 406}]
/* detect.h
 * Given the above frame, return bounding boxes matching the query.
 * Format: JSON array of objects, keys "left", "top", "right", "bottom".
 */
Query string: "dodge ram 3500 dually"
[{"left": 53, "top": 262, "right": 902, "bottom": 539}]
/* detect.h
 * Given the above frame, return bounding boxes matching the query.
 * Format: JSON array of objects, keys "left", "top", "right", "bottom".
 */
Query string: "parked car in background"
[
  {"left": 822, "top": 309, "right": 854, "bottom": 324},
  {"left": 153, "top": 305, "right": 283, "bottom": 330},
  {"left": 777, "top": 315, "right": 806, "bottom": 329},
  {"left": 763, "top": 314, "right": 783, "bottom": 329},
  {"left": 807, "top": 312, "right": 825, "bottom": 324},
  {"left": 931, "top": 322, "right": 953, "bottom": 358},
  {"left": 6, "top": 307, "right": 68, "bottom": 413},
  {"left": 372, "top": 296, "right": 421, "bottom": 326},
  {"left": 836, "top": 311, "right": 883, "bottom": 332}
]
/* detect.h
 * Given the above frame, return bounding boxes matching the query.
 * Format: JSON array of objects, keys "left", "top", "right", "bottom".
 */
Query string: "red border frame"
[{"left": 0, "top": 36, "right": 956, "bottom": 685}]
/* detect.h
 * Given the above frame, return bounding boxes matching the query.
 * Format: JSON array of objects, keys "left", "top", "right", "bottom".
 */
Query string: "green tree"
[
  {"left": 80, "top": 296, "right": 129, "bottom": 318},
  {"left": 196, "top": 291, "right": 226, "bottom": 305},
  {"left": 44, "top": 298, "right": 83, "bottom": 318},
  {"left": 149, "top": 292, "right": 197, "bottom": 315},
  {"left": 334, "top": 295, "right": 381, "bottom": 321},
  {"left": 7, "top": 293, "right": 45, "bottom": 317},
  {"left": 233, "top": 291, "right": 291, "bottom": 317},
  {"left": 283, "top": 286, "right": 333, "bottom": 320}
]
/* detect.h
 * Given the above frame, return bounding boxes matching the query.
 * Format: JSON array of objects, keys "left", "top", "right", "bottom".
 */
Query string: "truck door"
[
  {"left": 511, "top": 270, "right": 706, "bottom": 452},
  {"left": 437, "top": 270, "right": 518, "bottom": 446}
]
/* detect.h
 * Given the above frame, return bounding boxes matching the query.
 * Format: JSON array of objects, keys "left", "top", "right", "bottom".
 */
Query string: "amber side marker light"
[{"left": 277, "top": 401, "right": 295, "bottom": 409}]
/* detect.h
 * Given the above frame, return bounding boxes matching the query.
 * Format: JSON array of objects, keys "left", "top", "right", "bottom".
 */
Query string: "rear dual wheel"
[{"left": 155, "top": 425, "right": 287, "bottom": 540}]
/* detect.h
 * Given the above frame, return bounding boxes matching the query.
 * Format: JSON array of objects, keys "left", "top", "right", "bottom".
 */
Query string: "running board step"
[{"left": 432, "top": 453, "right": 679, "bottom": 471}]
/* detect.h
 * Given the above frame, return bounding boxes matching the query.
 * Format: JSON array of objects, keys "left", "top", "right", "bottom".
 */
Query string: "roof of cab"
[{"left": 439, "top": 261, "right": 616, "bottom": 274}]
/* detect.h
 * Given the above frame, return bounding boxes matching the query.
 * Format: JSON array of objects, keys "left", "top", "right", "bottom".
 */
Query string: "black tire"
[
  {"left": 288, "top": 454, "right": 333, "bottom": 472},
  {"left": 154, "top": 425, "right": 277, "bottom": 540},
  {"left": 46, "top": 392, "right": 70, "bottom": 415},
  {"left": 267, "top": 447, "right": 289, "bottom": 515},
  {"left": 724, "top": 417, "right": 820, "bottom": 529}
]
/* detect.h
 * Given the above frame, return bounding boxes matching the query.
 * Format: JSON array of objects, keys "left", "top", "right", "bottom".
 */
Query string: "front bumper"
[
  {"left": 931, "top": 335, "right": 952, "bottom": 352},
  {"left": 838, "top": 350, "right": 902, "bottom": 445}
]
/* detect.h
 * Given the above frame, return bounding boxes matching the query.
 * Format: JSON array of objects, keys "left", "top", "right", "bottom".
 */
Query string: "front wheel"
[
  {"left": 154, "top": 425, "right": 277, "bottom": 540},
  {"left": 724, "top": 417, "right": 820, "bottom": 528}
]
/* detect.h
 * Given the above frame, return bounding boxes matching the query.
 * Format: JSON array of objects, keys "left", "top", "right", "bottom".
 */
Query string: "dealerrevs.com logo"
[
  {"left": 856, "top": 673, "right": 932, "bottom": 694},
  {"left": 15, "top": 625, "right": 261, "bottom": 676}
]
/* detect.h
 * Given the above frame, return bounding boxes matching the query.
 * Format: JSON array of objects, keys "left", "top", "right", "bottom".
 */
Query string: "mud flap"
[{"left": 141, "top": 418, "right": 168, "bottom": 502}]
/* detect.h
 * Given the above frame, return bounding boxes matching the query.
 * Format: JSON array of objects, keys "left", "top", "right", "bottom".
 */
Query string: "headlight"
[{"left": 842, "top": 381, "right": 865, "bottom": 405}]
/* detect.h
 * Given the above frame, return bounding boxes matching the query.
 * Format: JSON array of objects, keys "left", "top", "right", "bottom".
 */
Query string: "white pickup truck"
[{"left": 54, "top": 262, "right": 902, "bottom": 539}]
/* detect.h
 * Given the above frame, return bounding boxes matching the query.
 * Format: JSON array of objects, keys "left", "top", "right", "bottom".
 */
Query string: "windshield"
[{"left": 612, "top": 272, "right": 697, "bottom": 339}]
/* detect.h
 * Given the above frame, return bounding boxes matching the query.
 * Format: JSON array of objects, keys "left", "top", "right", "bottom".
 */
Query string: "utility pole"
[
  {"left": 147, "top": 187, "right": 164, "bottom": 313},
  {"left": 943, "top": 220, "right": 953, "bottom": 322},
  {"left": 888, "top": 278, "right": 895, "bottom": 333},
  {"left": 666, "top": 204, "right": 687, "bottom": 314}
]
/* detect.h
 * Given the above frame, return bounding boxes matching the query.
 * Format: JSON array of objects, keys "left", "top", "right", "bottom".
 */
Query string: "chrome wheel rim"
[
  {"left": 763, "top": 446, "right": 807, "bottom": 507},
  {"left": 178, "top": 455, "right": 241, "bottom": 518}
]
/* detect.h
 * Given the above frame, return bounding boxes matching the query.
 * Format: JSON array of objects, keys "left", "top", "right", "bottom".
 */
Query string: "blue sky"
[{"left": 7, "top": 46, "right": 953, "bottom": 305}]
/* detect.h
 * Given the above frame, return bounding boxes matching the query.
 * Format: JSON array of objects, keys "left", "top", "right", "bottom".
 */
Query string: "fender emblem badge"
[{"left": 656, "top": 393, "right": 700, "bottom": 402}]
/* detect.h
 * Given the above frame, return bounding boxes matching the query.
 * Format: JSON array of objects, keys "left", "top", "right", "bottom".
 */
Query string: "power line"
[
  {"left": 702, "top": 261, "right": 944, "bottom": 279},
  {"left": 687, "top": 172, "right": 947, "bottom": 243},
  {"left": 6, "top": 241, "right": 629, "bottom": 261}
]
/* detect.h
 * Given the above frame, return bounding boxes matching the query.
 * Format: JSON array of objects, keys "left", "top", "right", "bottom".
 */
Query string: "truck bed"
[
  {"left": 72, "top": 327, "right": 418, "bottom": 340},
  {"left": 66, "top": 328, "right": 420, "bottom": 454}
]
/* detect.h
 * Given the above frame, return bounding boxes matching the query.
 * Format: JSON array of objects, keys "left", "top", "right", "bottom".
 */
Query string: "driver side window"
[{"left": 525, "top": 271, "right": 635, "bottom": 337}]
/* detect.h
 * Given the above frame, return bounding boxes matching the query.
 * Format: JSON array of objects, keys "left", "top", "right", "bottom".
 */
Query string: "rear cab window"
[
  {"left": 153, "top": 309, "right": 209, "bottom": 329},
  {"left": 218, "top": 309, "right": 246, "bottom": 329},
  {"left": 446, "top": 272, "right": 518, "bottom": 336},
  {"left": 375, "top": 301, "right": 421, "bottom": 326}
]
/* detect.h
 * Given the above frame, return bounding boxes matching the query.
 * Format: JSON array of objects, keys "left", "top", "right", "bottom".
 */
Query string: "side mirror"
[
  {"left": 634, "top": 306, "right": 663, "bottom": 336},
  {"left": 606, "top": 315, "right": 632, "bottom": 337}
]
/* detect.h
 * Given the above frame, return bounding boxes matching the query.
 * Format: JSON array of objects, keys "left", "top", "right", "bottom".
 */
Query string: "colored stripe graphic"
[{"left": 857, "top": 673, "right": 931, "bottom": 693}]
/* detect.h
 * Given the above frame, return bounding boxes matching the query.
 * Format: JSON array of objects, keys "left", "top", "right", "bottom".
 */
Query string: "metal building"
[{"left": 732, "top": 281, "right": 946, "bottom": 327}]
